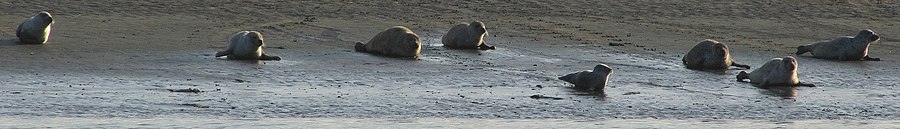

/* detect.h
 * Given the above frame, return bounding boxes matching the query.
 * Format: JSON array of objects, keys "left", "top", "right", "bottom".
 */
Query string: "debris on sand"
[
  {"left": 267, "top": 46, "right": 287, "bottom": 49},
  {"left": 530, "top": 94, "right": 564, "bottom": 100},
  {"left": 180, "top": 103, "right": 210, "bottom": 108},
  {"left": 608, "top": 43, "right": 625, "bottom": 46},
  {"left": 234, "top": 79, "right": 247, "bottom": 83},
  {"left": 168, "top": 88, "right": 202, "bottom": 93},
  {"left": 623, "top": 92, "right": 641, "bottom": 95}
]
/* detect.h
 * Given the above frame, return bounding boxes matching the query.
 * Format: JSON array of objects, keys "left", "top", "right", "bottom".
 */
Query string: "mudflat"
[{"left": 0, "top": 0, "right": 897, "bottom": 124}]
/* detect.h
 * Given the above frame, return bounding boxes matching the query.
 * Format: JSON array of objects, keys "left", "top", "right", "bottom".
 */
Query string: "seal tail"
[
  {"left": 736, "top": 71, "right": 749, "bottom": 82},
  {"left": 795, "top": 45, "right": 809, "bottom": 55},
  {"left": 354, "top": 42, "right": 367, "bottom": 52},
  {"left": 259, "top": 54, "right": 281, "bottom": 61},
  {"left": 214, "top": 51, "right": 229, "bottom": 57},
  {"left": 15, "top": 23, "right": 24, "bottom": 38},
  {"left": 478, "top": 43, "right": 496, "bottom": 50},
  {"left": 558, "top": 73, "right": 578, "bottom": 83},
  {"left": 731, "top": 62, "right": 751, "bottom": 69}
]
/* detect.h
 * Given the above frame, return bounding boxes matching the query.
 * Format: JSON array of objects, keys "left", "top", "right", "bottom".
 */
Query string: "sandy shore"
[
  {"left": 3, "top": 118, "right": 900, "bottom": 128},
  {"left": 0, "top": 0, "right": 898, "bottom": 123}
]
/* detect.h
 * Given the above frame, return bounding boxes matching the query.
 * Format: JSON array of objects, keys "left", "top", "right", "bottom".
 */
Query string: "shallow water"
[
  {"left": 1, "top": 30, "right": 896, "bottom": 120},
  {"left": 1, "top": 0, "right": 899, "bottom": 128}
]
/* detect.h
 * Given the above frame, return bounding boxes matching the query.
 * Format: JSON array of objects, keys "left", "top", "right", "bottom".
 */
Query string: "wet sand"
[
  {"left": 0, "top": 0, "right": 899, "bottom": 126},
  {"left": 2, "top": 118, "right": 900, "bottom": 128}
]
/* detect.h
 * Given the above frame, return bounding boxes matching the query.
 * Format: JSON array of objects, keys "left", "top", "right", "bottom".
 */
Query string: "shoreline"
[{"left": 2, "top": 117, "right": 899, "bottom": 128}]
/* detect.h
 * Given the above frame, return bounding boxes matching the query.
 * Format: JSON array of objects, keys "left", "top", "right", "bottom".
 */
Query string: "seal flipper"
[
  {"left": 354, "top": 42, "right": 367, "bottom": 52},
  {"left": 731, "top": 62, "right": 751, "bottom": 69},
  {"left": 863, "top": 55, "right": 881, "bottom": 61},
  {"left": 478, "top": 43, "right": 496, "bottom": 50},
  {"left": 216, "top": 43, "right": 235, "bottom": 57},
  {"left": 795, "top": 82, "right": 816, "bottom": 87},
  {"left": 795, "top": 45, "right": 809, "bottom": 55},
  {"left": 736, "top": 71, "right": 749, "bottom": 82},
  {"left": 214, "top": 50, "right": 231, "bottom": 57},
  {"left": 558, "top": 72, "right": 580, "bottom": 83},
  {"left": 259, "top": 53, "right": 281, "bottom": 61}
]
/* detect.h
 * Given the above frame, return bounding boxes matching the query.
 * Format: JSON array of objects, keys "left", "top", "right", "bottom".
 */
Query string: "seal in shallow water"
[
  {"left": 442, "top": 21, "right": 495, "bottom": 50},
  {"left": 215, "top": 31, "right": 281, "bottom": 60},
  {"left": 355, "top": 26, "right": 422, "bottom": 58},
  {"left": 559, "top": 64, "right": 613, "bottom": 94},
  {"left": 736, "top": 56, "right": 815, "bottom": 87},
  {"left": 682, "top": 39, "right": 750, "bottom": 70}
]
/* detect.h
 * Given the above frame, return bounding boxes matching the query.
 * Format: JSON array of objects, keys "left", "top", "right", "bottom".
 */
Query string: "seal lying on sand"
[
  {"left": 442, "top": 21, "right": 495, "bottom": 50},
  {"left": 355, "top": 26, "right": 421, "bottom": 58},
  {"left": 796, "top": 29, "right": 881, "bottom": 61},
  {"left": 736, "top": 56, "right": 815, "bottom": 87},
  {"left": 682, "top": 39, "right": 750, "bottom": 70},
  {"left": 559, "top": 64, "right": 613, "bottom": 94},
  {"left": 16, "top": 11, "right": 54, "bottom": 44},
  {"left": 215, "top": 31, "right": 281, "bottom": 60}
]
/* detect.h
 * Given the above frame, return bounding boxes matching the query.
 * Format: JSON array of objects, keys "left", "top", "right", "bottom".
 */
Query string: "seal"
[
  {"left": 682, "top": 39, "right": 750, "bottom": 70},
  {"left": 16, "top": 11, "right": 54, "bottom": 44},
  {"left": 796, "top": 29, "right": 880, "bottom": 61},
  {"left": 559, "top": 64, "right": 613, "bottom": 94},
  {"left": 736, "top": 56, "right": 815, "bottom": 87},
  {"left": 441, "top": 21, "right": 495, "bottom": 50},
  {"left": 355, "top": 26, "right": 421, "bottom": 58},
  {"left": 214, "top": 31, "right": 281, "bottom": 60}
]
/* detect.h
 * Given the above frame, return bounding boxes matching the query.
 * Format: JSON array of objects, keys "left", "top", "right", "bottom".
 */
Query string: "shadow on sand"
[
  {"left": 526, "top": 87, "right": 607, "bottom": 101},
  {"left": 564, "top": 87, "right": 608, "bottom": 101},
  {"left": 760, "top": 86, "right": 799, "bottom": 99},
  {"left": 0, "top": 39, "right": 21, "bottom": 46},
  {"left": 353, "top": 51, "right": 423, "bottom": 61},
  {"left": 736, "top": 79, "right": 800, "bottom": 99},
  {"left": 686, "top": 67, "right": 752, "bottom": 75},
  {"left": 446, "top": 48, "right": 486, "bottom": 54},
  {"left": 215, "top": 57, "right": 268, "bottom": 65}
]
